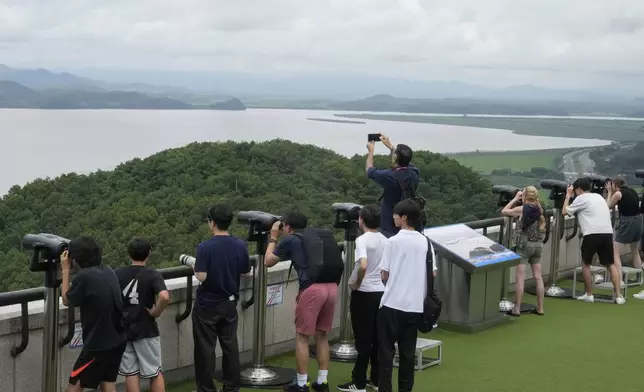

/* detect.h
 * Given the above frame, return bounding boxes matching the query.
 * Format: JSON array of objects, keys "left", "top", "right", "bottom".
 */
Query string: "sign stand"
[{"left": 425, "top": 224, "right": 520, "bottom": 333}]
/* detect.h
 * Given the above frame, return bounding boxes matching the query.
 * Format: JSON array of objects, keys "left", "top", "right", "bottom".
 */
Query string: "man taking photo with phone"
[{"left": 366, "top": 134, "right": 420, "bottom": 238}]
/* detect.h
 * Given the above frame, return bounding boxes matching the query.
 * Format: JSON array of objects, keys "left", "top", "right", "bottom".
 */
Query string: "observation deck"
[{"left": 0, "top": 213, "right": 640, "bottom": 392}]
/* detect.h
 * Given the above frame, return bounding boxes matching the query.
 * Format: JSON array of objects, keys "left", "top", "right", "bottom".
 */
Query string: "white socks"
[
  {"left": 295, "top": 370, "right": 328, "bottom": 386},
  {"left": 297, "top": 373, "right": 308, "bottom": 387},
  {"left": 317, "top": 370, "right": 328, "bottom": 384}
]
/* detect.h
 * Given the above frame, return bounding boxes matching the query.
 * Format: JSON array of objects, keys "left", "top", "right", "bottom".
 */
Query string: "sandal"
[
  {"left": 505, "top": 309, "right": 520, "bottom": 317},
  {"left": 530, "top": 308, "right": 545, "bottom": 316}
]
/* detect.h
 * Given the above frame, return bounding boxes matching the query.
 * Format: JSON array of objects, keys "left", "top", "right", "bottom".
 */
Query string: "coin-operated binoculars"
[
  {"left": 540, "top": 180, "right": 573, "bottom": 298},
  {"left": 22, "top": 233, "right": 70, "bottom": 392},
  {"left": 583, "top": 174, "right": 610, "bottom": 195},
  {"left": 636, "top": 169, "right": 644, "bottom": 186},
  {"left": 491, "top": 185, "right": 536, "bottom": 314},
  {"left": 232, "top": 211, "right": 295, "bottom": 388},
  {"left": 636, "top": 170, "right": 644, "bottom": 203},
  {"left": 328, "top": 202, "right": 362, "bottom": 362}
]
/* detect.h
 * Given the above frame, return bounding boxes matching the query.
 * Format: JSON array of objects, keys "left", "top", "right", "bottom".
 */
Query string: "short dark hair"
[
  {"left": 127, "top": 237, "right": 151, "bottom": 262},
  {"left": 282, "top": 211, "right": 308, "bottom": 230},
  {"left": 208, "top": 204, "right": 233, "bottom": 231},
  {"left": 68, "top": 236, "right": 102, "bottom": 268},
  {"left": 393, "top": 199, "right": 421, "bottom": 227},
  {"left": 572, "top": 178, "right": 591, "bottom": 192},
  {"left": 612, "top": 176, "right": 626, "bottom": 188},
  {"left": 359, "top": 204, "right": 380, "bottom": 229},
  {"left": 394, "top": 144, "right": 413, "bottom": 167}
]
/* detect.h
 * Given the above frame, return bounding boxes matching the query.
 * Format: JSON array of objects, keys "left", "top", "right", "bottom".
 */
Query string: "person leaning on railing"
[{"left": 501, "top": 186, "right": 545, "bottom": 317}]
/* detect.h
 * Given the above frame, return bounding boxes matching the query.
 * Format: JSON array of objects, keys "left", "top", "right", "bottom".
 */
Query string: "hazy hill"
[
  {"left": 0, "top": 64, "right": 103, "bottom": 91},
  {"left": 0, "top": 80, "right": 194, "bottom": 109},
  {"left": 0, "top": 139, "right": 496, "bottom": 292}
]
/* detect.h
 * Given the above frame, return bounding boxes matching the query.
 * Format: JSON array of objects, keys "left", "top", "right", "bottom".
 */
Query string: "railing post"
[
  {"left": 499, "top": 217, "right": 515, "bottom": 312},
  {"left": 41, "top": 261, "right": 61, "bottom": 392}
]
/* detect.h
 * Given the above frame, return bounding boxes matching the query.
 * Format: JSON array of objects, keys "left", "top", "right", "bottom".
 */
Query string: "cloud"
[{"left": 1, "top": 0, "right": 644, "bottom": 89}]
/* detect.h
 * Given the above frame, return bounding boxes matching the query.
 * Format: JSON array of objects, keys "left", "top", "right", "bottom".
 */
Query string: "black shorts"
[
  {"left": 581, "top": 234, "right": 614, "bottom": 266},
  {"left": 69, "top": 342, "right": 126, "bottom": 389}
]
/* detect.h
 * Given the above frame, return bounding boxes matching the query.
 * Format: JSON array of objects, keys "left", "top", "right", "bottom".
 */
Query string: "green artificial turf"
[{"left": 169, "top": 279, "right": 644, "bottom": 392}]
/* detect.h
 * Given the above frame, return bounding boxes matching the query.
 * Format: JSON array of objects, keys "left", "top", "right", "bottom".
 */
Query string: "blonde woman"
[{"left": 501, "top": 186, "right": 546, "bottom": 316}]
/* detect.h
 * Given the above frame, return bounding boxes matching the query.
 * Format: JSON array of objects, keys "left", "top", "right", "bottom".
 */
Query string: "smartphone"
[{"left": 368, "top": 133, "right": 381, "bottom": 142}]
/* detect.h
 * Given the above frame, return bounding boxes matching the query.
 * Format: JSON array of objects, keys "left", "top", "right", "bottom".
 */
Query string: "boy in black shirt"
[
  {"left": 116, "top": 238, "right": 170, "bottom": 392},
  {"left": 61, "top": 236, "right": 127, "bottom": 392},
  {"left": 193, "top": 204, "right": 251, "bottom": 392}
]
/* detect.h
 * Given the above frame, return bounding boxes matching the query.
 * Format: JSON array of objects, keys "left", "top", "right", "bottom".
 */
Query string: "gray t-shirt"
[{"left": 565, "top": 192, "right": 613, "bottom": 236}]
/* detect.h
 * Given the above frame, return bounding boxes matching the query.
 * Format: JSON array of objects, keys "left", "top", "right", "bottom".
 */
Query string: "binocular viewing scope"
[
  {"left": 238, "top": 211, "right": 282, "bottom": 242},
  {"left": 22, "top": 233, "right": 71, "bottom": 272},
  {"left": 635, "top": 170, "right": 644, "bottom": 188},
  {"left": 332, "top": 202, "right": 362, "bottom": 229},
  {"left": 491, "top": 185, "right": 522, "bottom": 207}
]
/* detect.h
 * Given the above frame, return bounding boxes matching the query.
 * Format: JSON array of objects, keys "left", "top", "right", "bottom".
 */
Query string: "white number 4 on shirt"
[{"left": 123, "top": 279, "right": 139, "bottom": 305}]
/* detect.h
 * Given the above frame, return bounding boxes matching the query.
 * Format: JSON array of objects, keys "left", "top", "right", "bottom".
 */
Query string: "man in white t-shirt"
[
  {"left": 563, "top": 178, "right": 625, "bottom": 304},
  {"left": 337, "top": 205, "right": 387, "bottom": 392},
  {"left": 377, "top": 199, "right": 433, "bottom": 392}
]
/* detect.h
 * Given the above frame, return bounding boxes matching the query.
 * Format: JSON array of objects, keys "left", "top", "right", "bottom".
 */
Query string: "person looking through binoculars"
[
  {"left": 192, "top": 204, "right": 251, "bottom": 392},
  {"left": 563, "top": 178, "right": 626, "bottom": 304},
  {"left": 265, "top": 212, "right": 343, "bottom": 392},
  {"left": 605, "top": 178, "right": 643, "bottom": 286},
  {"left": 61, "top": 236, "right": 127, "bottom": 392},
  {"left": 115, "top": 238, "right": 170, "bottom": 392},
  {"left": 501, "top": 186, "right": 545, "bottom": 316},
  {"left": 365, "top": 134, "right": 420, "bottom": 238}
]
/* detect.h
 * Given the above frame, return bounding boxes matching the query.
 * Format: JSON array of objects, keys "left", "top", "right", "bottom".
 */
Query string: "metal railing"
[{"left": 0, "top": 213, "right": 562, "bottom": 357}]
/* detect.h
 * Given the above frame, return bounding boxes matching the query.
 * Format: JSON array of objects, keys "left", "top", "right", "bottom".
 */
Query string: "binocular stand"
[{"left": 215, "top": 232, "right": 296, "bottom": 388}]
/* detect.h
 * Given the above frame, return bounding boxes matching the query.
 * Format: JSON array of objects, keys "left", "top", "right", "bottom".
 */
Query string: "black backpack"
[
  {"left": 289, "top": 228, "right": 344, "bottom": 285},
  {"left": 418, "top": 237, "right": 442, "bottom": 333},
  {"left": 392, "top": 170, "right": 428, "bottom": 229}
]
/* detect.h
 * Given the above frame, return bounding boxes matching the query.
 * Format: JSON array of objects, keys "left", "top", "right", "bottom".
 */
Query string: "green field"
[
  {"left": 168, "top": 280, "right": 644, "bottom": 392},
  {"left": 337, "top": 114, "right": 644, "bottom": 142},
  {"left": 447, "top": 148, "right": 569, "bottom": 174}
]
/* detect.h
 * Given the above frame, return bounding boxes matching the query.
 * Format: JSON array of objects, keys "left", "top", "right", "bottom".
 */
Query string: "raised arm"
[{"left": 501, "top": 191, "right": 524, "bottom": 218}]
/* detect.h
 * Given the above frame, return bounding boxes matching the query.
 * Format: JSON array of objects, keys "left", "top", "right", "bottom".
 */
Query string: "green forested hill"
[{"left": 0, "top": 139, "right": 497, "bottom": 292}]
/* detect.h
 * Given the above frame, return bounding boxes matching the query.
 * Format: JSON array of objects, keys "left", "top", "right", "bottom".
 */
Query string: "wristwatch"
[{"left": 269, "top": 238, "right": 278, "bottom": 244}]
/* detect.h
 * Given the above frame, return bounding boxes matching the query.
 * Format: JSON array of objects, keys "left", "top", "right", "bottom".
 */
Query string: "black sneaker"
[
  {"left": 366, "top": 380, "right": 378, "bottom": 391},
  {"left": 284, "top": 382, "right": 310, "bottom": 392},
  {"left": 336, "top": 381, "right": 366, "bottom": 392},
  {"left": 312, "top": 381, "right": 331, "bottom": 392}
]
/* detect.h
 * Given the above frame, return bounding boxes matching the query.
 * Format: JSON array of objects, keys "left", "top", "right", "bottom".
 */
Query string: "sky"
[{"left": 2, "top": 0, "right": 644, "bottom": 91}]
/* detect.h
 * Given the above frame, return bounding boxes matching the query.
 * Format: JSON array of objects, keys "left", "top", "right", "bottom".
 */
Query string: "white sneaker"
[
  {"left": 615, "top": 296, "right": 626, "bottom": 305},
  {"left": 577, "top": 293, "right": 595, "bottom": 303},
  {"left": 633, "top": 291, "right": 644, "bottom": 300}
]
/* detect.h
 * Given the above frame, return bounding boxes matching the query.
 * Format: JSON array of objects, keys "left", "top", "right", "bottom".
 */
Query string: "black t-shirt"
[
  {"left": 194, "top": 235, "right": 251, "bottom": 310},
  {"left": 618, "top": 187, "right": 640, "bottom": 217},
  {"left": 115, "top": 265, "right": 168, "bottom": 340},
  {"left": 66, "top": 264, "right": 126, "bottom": 351}
]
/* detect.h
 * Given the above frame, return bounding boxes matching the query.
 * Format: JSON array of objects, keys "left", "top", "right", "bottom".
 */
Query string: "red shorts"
[{"left": 295, "top": 283, "right": 338, "bottom": 336}]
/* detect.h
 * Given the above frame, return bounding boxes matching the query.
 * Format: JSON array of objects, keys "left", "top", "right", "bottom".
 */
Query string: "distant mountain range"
[
  {"left": 0, "top": 64, "right": 642, "bottom": 115},
  {"left": 0, "top": 65, "right": 246, "bottom": 110},
  {"left": 0, "top": 80, "right": 194, "bottom": 109}
]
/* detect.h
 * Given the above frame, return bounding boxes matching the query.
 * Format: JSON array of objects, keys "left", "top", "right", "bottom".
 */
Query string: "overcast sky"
[{"left": 2, "top": 0, "right": 644, "bottom": 90}]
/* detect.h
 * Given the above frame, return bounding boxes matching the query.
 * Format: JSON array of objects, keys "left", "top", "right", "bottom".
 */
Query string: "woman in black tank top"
[{"left": 607, "top": 178, "right": 643, "bottom": 286}]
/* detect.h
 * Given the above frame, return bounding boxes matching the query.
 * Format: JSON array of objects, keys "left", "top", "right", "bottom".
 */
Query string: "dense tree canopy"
[{"left": 0, "top": 139, "right": 497, "bottom": 292}]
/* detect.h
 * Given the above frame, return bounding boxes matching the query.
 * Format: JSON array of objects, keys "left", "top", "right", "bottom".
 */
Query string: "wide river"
[{"left": 0, "top": 108, "right": 609, "bottom": 194}]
